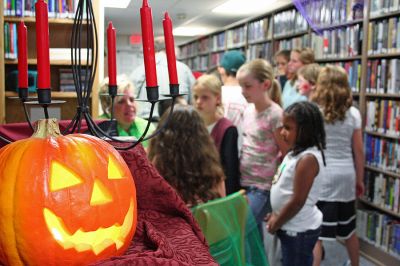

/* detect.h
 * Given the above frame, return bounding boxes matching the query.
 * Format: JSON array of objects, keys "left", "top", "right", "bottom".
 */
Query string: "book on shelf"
[
  {"left": 364, "top": 134, "right": 400, "bottom": 171},
  {"left": 226, "top": 25, "right": 246, "bottom": 49},
  {"left": 211, "top": 32, "right": 226, "bottom": 52},
  {"left": 368, "top": 18, "right": 400, "bottom": 55},
  {"left": 364, "top": 171, "right": 399, "bottom": 211},
  {"left": 247, "top": 42, "right": 272, "bottom": 61},
  {"left": 311, "top": 24, "right": 362, "bottom": 59},
  {"left": 370, "top": 0, "right": 400, "bottom": 17},
  {"left": 3, "top": 0, "right": 79, "bottom": 18},
  {"left": 59, "top": 68, "right": 90, "bottom": 92},
  {"left": 366, "top": 59, "right": 400, "bottom": 94},
  {"left": 357, "top": 209, "right": 400, "bottom": 257},
  {"left": 3, "top": 22, "right": 17, "bottom": 60},
  {"left": 365, "top": 99, "right": 400, "bottom": 135},
  {"left": 273, "top": 9, "right": 307, "bottom": 37},
  {"left": 248, "top": 17, "right": 270, "bottom": 43}
]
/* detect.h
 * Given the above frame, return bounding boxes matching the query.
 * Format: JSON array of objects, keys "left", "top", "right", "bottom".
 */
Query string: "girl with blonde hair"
[
  {"left": 237, "top": 58, "right": 288, "bottom": 232},
  {"left": 282, "top": 48, "right": 315, "bottom": 108},
  {"left": 192, "top": 74, "right": 241, "bottom": 195}
]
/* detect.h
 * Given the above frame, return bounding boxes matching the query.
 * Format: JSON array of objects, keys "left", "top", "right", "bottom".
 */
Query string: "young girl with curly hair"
[
  {"left": 148, "top": 105, "right": 226, "bottom": 207},
  {"left": 311, "top": 65, "right": 365, "bottom": 266}
]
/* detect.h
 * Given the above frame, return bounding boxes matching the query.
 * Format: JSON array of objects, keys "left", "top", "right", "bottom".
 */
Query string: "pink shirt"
[{"left": 240, "top": 103, "right": 283, "bottom": 190}]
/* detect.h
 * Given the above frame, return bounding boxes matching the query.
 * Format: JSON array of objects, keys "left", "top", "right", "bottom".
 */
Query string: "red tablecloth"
[{"left": 0, "top": 122, "right": 217, "bottom": 266}]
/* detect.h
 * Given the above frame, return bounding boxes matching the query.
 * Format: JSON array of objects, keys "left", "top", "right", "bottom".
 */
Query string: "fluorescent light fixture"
[
  {"left": 103, "top": 0, "right": 131, "bottom": 9},
  {"left": 212, "top": 0, "right": 277, "bottom": 15},
  {"left": 173, "top": 27, "right": 209, "bottom": 37}
]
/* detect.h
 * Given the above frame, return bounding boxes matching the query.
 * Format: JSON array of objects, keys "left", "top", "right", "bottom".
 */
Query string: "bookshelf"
[
  {"left": 0, "top": 1, "right": 103, "bottom": 124},
  {"left": 178, "top": 0, "right": 400, "bottom": 263}
]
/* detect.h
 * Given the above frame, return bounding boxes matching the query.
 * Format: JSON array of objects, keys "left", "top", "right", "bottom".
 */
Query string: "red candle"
[
  {"left": 163, "top": 12, "right": 178, "bottom": 85},
  {"left": 107, "top": 22, "right": 117, "bottom": 86},
  {"left": 35, "top": 0, "right": 51, "bottom": 89},
  {"left": 18, "top": 21, "right": 28, "bottom": 89},
  {"left": 140, "top": 0, "right": 157, "bottom": 87}
]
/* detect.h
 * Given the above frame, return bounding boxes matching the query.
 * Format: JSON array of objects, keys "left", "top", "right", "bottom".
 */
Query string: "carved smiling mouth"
[{"left": 43, "top": 200, "right": 134, "bottom": 255}]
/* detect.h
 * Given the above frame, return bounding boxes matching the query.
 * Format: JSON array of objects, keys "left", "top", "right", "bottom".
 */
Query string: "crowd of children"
[{"left": 100, "top": 47, "right": 364, "bottom": 266}]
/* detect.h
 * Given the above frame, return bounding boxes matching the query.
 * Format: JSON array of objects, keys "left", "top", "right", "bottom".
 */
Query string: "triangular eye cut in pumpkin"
[
  {"left": 108, "top": 155, "right": 125, "bottom": 180},
  {"left": 90, "top": 180, "right": 113, "bottom": 206},
  {"left": 50, "top": 161, "right": 83, "bottom": 191}
]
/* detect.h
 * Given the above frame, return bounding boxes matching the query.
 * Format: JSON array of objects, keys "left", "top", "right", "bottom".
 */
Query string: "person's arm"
[
  {"left": 267, "top": 154, "right": 319, "bottom": 233},
  {"left": 220, "top": 127, "right": 241, "bottom": 194},
  {"left": 352, "top": 128, "right": 365, "bottom": 197},
  {"left": 273, "top": 127, "right": 289, "bottom": 157}
]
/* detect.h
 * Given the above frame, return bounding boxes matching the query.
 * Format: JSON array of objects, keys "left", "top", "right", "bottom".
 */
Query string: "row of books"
[
  {"left": 366, "top": 59, "right": 400, "bottom": 94},
  {"left": 211, "top": 32, "right": 226, "bottom": 52},
  {"left": 226, "top": 26, "right": 247, "bottom": 49},
  {"left": 326, "top": 60, "right": 361, "bottom": 93},
  {"left": 247, "top": 43, "right": 272, "bottom": 61},
  {"left": 248, "top": 18, "right": 271, "bottom": 43},
  {"left": 209, "top": 51, "right": 224, "bottom": 69},
  {"left": 311, "top": 24, "right": 363, "bottom": 59},
  {"left": 298, "top": 0, "right": 364, "bottom": 28},
  {"left": 368, "top": 18, "right": 400, "bottom": 55},
  {"left": 4, "top": 22, "right": 17, "bottom": 60},
  {"left": 273, "top": 9, "right": 308, "bottom": 37},
  {"left": 364, "top": 171, "right": 400, "bottom": 212},
  {"left": 366, "top": 100, "right": 400, "bottom": 135},
  {"left": 357, "top": 209, "right": 400, "bottom": 257},
  {"left": 370, "top": 0, "right": 400, "bottom": 17},
  {"left": 59, "top": 68, "right": 90, "bottom": 92},
  {"left": 3, "top": 0, "right": 79, "bottom": 18},
  {"left": 273, "top": 35, "right": 309, "bottom": 54},
  {"left": 365, "top": 134, "right": 400, "bottom": 171},
  {"left": 368, "top": 100, "right": 400, "bottom": 136},
  {"left": 179, "top": 42, "right": 198, "bottom": 58},
  {"left": 183, "top": 56, "right": 209, "bottom": 72}
]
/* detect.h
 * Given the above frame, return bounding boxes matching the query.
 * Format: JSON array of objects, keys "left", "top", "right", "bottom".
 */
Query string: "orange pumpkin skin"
[{"left": 0, "top": 120, "right": 137, "bottom": 266}]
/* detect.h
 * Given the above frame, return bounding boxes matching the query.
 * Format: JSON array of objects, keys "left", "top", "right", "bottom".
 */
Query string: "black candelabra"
[{"left": 1, "top": 0, "right": 182, "bottom": 150}]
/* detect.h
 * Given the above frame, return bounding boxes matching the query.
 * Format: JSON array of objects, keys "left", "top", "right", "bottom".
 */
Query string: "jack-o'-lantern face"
[
  {"left": 43, "top": 155, "right": 135, "bottom": 255},
  {"left": 0, "top": 124, "right": 137, "bottom": 266}
]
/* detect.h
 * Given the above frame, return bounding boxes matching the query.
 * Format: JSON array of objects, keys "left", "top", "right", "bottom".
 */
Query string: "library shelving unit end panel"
[{"left": 0, "top": 3, "right": 5, "bottom": 124}]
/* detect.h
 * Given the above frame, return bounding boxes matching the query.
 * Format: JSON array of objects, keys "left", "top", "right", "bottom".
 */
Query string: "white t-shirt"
[
  {"left": 221, "top": 85, "right": 247, "bottom": 154},
  {"left": 320, "top": 106, "right": 362, "bottom": 201},
  {"left": 270, "top": 147, "right": 325, "bottom": 232}
]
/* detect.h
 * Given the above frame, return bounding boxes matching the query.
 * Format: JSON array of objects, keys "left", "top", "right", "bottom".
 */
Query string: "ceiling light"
[
  {"left": 103, "top": 0, "right": 131, "bottom": 9},
  {"left": 173, "top": 27, "right": 209, "bottom": 37},
  {"left": 212, "top": 0, "right": 277, "bottom": 15}
]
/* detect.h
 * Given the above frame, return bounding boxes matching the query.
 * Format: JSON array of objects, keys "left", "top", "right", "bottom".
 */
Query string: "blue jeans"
[
  {"left": 246, "top": 187, "right": 271, "bottom": 236},
  {"left": 277, "top": 227, "right": 321, "bottom": 266}
]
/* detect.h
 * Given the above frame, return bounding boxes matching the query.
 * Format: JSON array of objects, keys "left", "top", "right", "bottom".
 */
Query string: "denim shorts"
[
  {"left": 277, "top": 227, "right": 321, "bottom": 266},
  {"left": 245, "top": 186, "right": 271, "bottom": 236}
]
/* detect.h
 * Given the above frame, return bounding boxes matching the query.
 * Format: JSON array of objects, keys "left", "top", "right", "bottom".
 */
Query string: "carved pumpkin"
[{"left": 0, "top": 119, "right": 137, "bottom": 265}]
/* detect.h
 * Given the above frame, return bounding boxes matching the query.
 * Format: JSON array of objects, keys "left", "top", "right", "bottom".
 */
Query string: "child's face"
[
  {"left": 237, "top": 71, "right": 269, "bottom": 104},
  {"left": 297, "top": 74, "right": 314, "bottom": 97},
  {"left": 275, "top": 55, "right": 288, "bottom": 76},
  {"left": 280, "top": 114, "right": 297, "bottom": 148},
  {"left": 288, "top": 51, "right": 303, "bottom": 75},
  {"left": 193, "top": 87, "right": 220, "bottom": 117}
]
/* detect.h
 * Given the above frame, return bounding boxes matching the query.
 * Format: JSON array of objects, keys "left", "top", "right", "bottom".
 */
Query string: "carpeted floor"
[{"left": 321, "top": 240, "right": 376, "bottom": 266}]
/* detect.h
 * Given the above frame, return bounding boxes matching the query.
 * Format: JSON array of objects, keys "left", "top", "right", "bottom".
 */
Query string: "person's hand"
[
  {"left": 356, "top": 180, "right": 365, "bottom": 198},
  {"left": 266, "top": 213, "right": 279, "bottom": 234}
]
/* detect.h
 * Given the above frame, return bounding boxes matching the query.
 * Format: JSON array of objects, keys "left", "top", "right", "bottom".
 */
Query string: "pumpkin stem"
[{"left": 32, "top": 119, "right": 62, "bottom": 138}]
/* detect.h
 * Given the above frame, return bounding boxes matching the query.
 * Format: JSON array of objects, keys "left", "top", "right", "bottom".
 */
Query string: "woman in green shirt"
[{"left": 99, "top": 75, "right": 155, "bottom": 148}]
